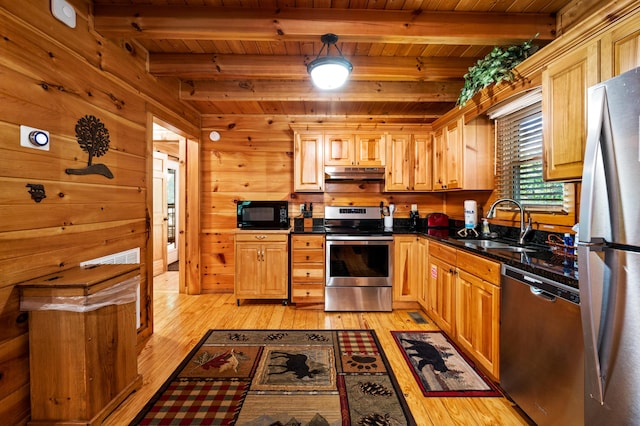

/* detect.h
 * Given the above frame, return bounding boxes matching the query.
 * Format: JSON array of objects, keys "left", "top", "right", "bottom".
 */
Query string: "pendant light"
[{"left": 307, "top": 34, "right": 353, "bottom": 90}]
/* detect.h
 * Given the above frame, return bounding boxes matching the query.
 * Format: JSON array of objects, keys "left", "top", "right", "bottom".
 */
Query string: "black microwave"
[{"left": 237, "top": 200, "right": 290, "bottom": 229}]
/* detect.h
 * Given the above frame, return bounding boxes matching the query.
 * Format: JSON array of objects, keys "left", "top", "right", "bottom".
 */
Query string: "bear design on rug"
[
  {"left": 268, "top": 351, "right": 325, "bottom": 380},
  {"left": 402, "top": 338, "right": 449, "bottom": 373}
]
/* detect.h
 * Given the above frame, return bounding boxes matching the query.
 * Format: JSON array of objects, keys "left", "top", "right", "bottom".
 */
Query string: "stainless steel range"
[{"left": 324, "top": 206, "right": 393, "bottom": 312}]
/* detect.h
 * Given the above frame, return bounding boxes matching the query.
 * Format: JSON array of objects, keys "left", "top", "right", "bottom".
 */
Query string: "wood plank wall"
[{"left": 0, "top": 1, "right": 199, "bottom": 423}]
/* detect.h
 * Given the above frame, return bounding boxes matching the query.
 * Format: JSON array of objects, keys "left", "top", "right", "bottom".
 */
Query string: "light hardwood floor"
[{"left": 104, "top": 272, "right": 531, "bottom": 425}]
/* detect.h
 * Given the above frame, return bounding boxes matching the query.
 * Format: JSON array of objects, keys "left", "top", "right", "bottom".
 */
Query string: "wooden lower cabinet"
[
  {"left": 235, "top": 232, "right": 289, "bottom": 304},
  {"left": 455, "top": 269, "right": 501, "bottom": 380},
  {"left": 290, "top": 234, "right": 325, "bottom": 305},
  {"left": 425, "top": 241, "right": 501, "bottom": 380},
  {"left": 393, "top": 235, "right": 421, "bottom": 303},
  {"left": 426, "top": 242, "right": 457, "bottom": 336},
  {"left": 416, "top": 237, "right": 429, "bottom": 310}
]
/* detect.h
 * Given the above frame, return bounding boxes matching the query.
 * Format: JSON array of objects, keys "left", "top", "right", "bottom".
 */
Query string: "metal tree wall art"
[{"left": 65, "top": 115, "right": 114, "bottom": 178}]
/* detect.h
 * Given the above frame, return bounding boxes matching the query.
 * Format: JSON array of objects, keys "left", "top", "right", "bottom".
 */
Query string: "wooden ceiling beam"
[
  {"left": 93, "top": 6, "right": 556, "bottom": 44},
  {"left": 149, "top": 54, "right": 476, "bottom": 81},
  {"left": 181, "top": 80, "right": 461, "bottom": 102}
]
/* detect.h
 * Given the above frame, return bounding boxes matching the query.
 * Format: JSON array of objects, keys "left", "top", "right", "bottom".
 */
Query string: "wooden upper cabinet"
[
  {"left": 354, "top": 133, "right": 385, "bottom": 166},
  {"left": 324, "top": 133, "right": 355, "bottom": 165},
  {"left": 294, "top": 132, "right": 324, "bottom": 192},
  {"left": 385, "top": 134, "right": 412, "bottom": 191},
  {"left": 601, "top": 14, "right": 640, "bottom": 79},
  {"left": 433, "top": 119, "right": 462, "bottom": 190},
  {"left": 542, "top": 41, "right": 599, "bottom": 181},
  {"left": 413, "top": 134, "right": 434, "bottom": 191},
  {"left": 385, "top": 133, "right": 433, "bottom": 192},
  {"left": 432, "top": 116, "right": 492, "bottom": 191},
  {"left": 324, "top": 133, "right": 385, "bottom": 166}
]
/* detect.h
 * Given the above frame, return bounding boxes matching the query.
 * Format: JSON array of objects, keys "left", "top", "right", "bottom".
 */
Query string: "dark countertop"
[{"left": 292, "top": 217, "right": 578, "bottom": 288}]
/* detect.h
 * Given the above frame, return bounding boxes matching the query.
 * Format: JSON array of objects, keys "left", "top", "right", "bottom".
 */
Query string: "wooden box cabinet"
[
  {"left": 235, "top": 232, "right": 289, "bottom": 305},
  {"left": 18, "top": 264, "right": 142, "bottom": 426},
  {"left": 290, "top": 234, "right": 325, "bottom": 305}
]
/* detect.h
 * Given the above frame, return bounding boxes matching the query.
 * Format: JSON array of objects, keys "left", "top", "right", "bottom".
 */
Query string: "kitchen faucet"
[{"left": 486, "top": 198, "right": 532, "bottom": 245}]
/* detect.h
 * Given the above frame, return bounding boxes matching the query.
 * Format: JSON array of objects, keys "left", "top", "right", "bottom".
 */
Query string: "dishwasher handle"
[
  {"left": 530, "top": 286, "right": 556, "bottom": 302},
  {"left": 502, "top": 264, "right": 580, "bottom": 305}
]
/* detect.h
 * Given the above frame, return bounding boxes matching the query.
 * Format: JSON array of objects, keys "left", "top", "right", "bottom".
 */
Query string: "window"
[{"left": 491, "top": 92, "right": 566, "bottom": 212}]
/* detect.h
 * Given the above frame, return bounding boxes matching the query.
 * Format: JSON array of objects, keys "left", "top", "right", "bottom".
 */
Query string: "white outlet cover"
[
  {"left": 51, "top": 0, "right": 76, "bottom": 28},
  {"left": 20, "top": 125, "right": 50, "bottom": 151}
]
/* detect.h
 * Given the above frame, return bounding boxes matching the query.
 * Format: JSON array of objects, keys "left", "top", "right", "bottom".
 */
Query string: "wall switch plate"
[
  {"left": 20, "top": 125, "right": 50, "bottom": 151},
  {"left": 300, "top": 203, "right": 305, "bottom": 213},
  {"left": 51, "top": 0, "right": 76, "bottom": 28}
]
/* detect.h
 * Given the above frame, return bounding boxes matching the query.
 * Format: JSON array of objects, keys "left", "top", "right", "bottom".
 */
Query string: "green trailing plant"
[{"left": 457, "top": 35, "right": 539, "bottom": 107}]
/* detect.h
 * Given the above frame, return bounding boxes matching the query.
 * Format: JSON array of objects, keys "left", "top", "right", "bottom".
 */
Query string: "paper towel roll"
[{"left": 464, "top": 200, "right": 477, "bottom": 229}]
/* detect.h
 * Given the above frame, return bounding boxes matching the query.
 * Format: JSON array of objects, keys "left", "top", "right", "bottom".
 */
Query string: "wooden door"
[
  {"left": 413, "top": 134, "right": 433, "bottom": 191},
  {"left": 152, "top": 151, "right": 168, "bottom": 277},
  {"left": 324, "top": 133, "right": 355, "bottom": 165},
  {"left": 393, "top": 235, "right": 417, "bottom": 302},
  {"left": 294, "top": 132, "right": 324, "bottom": 192},
  {"left": 601, "top": 16, "right": 640, "bottom": 79},
  {"left": 354, "top": 133, "right": 385, "bottom": 166},
  {"left": 235, "top": 242, "right": 262, "bottom": 298},
  {"left": 542, "top": 41, "right": 599, "bottom": 181},
  {"left": 385, "top": 134, "right": 411, "bottom": 191},
  {"left": 432, "top": 128, "right": 446, "bottom": 190},
  {"left": 444, "top": 119, "right": 463, "bottom": 189},
  {"left": 262, "top": 243, "right": 289, "bottom": 299}
]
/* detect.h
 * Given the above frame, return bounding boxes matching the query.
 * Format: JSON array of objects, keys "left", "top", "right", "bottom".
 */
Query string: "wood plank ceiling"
[{"left": 91, "top": 0, "right": 576, "bottom": 125}]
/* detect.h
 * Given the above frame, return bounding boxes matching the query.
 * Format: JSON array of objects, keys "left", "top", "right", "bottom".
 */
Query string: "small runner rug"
[
  {"left": 391, "top": 330, "right": 501, "bottom": 397},
  {"left": 131, "top": 329, "right": 416, "bottom": 425}
]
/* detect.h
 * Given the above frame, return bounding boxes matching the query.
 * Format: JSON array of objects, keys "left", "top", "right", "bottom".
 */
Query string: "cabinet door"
[
  {"left": 262, "top": 243, "right": 288, "bottom": 298},
  {"left": 427, "top": 255, "right": 456, "bottom": 335},
  {"left": 393, "top": 236, "right": 417, "bottom": 302},
  {"left": 355, "top": 133, "right": 385, "bottom": 166},
  {"left": 413, "top": 134, "right": 433, "bottom": 191},
  {"left": 601, "top": 16, "right": 640, "bottom": 79},
  {"left": 416, "top": 237, "right": 428, "bottom": 310},
  {"left": 456, "top": 269, "right": 500, "bottom": 379},
  {"left": 542, "top": 41, "right": 599, "bottom": 181},
  {"left": 385, "top": 134, "right": 411, "bottom": 191},
  {"left": 235, "top": 242, "right": 262, "bottom": 297},
  {"left": 432, "top": 128, "right": 446, "bottom": 190},
  {"left": 294, "top": 132, "right": 324, "bottom": 192},
  {"left": 325, "top": 133, "right": 355, "bottom": 165},
  {"left": 444, "top": 119, "right": 463, "bottom": 189}
]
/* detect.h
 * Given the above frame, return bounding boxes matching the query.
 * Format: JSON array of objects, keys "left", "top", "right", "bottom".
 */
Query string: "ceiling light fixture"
[{"left": 307, "top": 34, "right": 353, "bottom": 90}]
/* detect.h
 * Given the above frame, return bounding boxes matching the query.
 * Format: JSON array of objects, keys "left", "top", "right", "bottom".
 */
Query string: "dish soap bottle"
[{"left": 481, "top": 218, "right": 490, "bottom": 237}]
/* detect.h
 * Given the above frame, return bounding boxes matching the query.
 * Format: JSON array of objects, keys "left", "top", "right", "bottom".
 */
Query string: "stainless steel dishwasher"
[{"left": 501, "top": 265, "right": 584, "bottom": 426}]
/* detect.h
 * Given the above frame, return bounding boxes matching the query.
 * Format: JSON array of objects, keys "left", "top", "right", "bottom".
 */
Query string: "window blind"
[{"left": 495, "top": 101, "right": 566, "bottom": 211}]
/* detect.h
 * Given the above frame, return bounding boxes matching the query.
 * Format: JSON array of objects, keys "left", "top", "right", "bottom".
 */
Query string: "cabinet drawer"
[
  {"left": 292, "top": 264, "right": 324, "bottom": 282},
  {"left": 457, "top": 250, "right": 500, "bottom": 284},
  {"left": 292, "top": 249, "right": 324, "bottom": 263},
  {"left": 429, "top": 242, "right": 457, "bottom": 264},
  {"left": 292, "top": 236, "right": 325, "bottom": 250},
  {"left": 291, "top": 284, "right": 325, "bottom": 303},
  {"left": 235, "top": 233, "right": 288, "bottom": 242}
]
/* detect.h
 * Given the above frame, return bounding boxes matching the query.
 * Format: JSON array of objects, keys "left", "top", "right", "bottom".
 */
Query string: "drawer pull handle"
[
  {"left": 306, "top": 256, "right": 310, "bottom": 260},
  {"left": 255, "top": 235, "right": 266, "bottom": 240}
]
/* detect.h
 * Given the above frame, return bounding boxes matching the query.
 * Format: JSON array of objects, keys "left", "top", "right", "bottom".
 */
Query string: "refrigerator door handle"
[
  {"left": 580, "top": 86, "right": 606, "bottom": 244},
  {"left": 579, "top": 86, "right": 608, "bottom": 406}
]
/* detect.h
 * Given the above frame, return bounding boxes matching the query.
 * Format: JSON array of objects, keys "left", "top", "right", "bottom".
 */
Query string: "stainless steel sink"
[{"left": 456, "top": 239, "right": 537, "bottom": 253}]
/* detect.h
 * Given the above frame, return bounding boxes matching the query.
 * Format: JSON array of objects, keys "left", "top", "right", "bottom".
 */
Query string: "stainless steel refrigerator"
[{"left": 579, "top": 66, "right": 640, "bottom": 425}]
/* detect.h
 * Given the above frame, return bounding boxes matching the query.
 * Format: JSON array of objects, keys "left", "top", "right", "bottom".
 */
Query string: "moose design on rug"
[
  {"left": 268, "top": 351, "right": 326, "bottom": 380},
  {"left": 253, "top": 346, "right": 336, "bottom": 391}
]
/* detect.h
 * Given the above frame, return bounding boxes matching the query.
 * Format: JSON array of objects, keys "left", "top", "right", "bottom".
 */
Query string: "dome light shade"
[{"left": 307, "top": 34, "right": 353, "bottom": 90}]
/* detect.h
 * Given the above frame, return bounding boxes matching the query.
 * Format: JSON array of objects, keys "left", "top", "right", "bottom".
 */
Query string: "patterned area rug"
[
  {"left": 131, "top": 330, "right": 416, "bottom": 425},
  {"left": 392, "top": 331, "right": 501, "bottom": 397}
]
